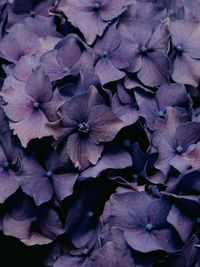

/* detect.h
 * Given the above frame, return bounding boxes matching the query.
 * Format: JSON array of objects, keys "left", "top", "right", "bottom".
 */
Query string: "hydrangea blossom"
[{"left": 0, "top": 0, "right": 199, "bottom": 265}]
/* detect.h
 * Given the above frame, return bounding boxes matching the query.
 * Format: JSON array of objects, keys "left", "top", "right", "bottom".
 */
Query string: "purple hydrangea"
[{"left": 0, "top": 0, "right": 199, "bottom": 266}]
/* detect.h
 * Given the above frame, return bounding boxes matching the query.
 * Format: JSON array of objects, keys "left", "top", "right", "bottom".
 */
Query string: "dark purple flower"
[
  {"left": 46, "top": 86, "right": 123, "bottom": 170},
  {"left": 93, "top": 24, "right": 134, "bottom": 85},
  {"left": 65, "top": 180, "right": 104, "bottom": 248},
  {"left": 139, "top": 83, "right": 191, "bottom": 131},
  {"left": 118, "top": 19, "right": 169, "bottom": 87},
  {"left": 40, "top": 34, "right": 93, "bottom": 82},
  {"left": 3, "top": 193, "right": 64, "bottom": 245},
  {"left": 111, "top": 83, "right": 139, "bottom": 127},
  {"left": 153, "top": 107, "right": 200, "bottom": 176},
  {"left": 57, "top": 0, "right": 127, "bottom": 45},
  {"left": 109, "top": 191, "right": 181, "bottom": 253},
  {"left": 1, "top": 65, "right": 64, "bottom": 147},
  {"left": 170, "top": 20, "right": 200, "bottom": 86},
  {"left": 15, "top": 150, "right": 78, "bottom": 205}
]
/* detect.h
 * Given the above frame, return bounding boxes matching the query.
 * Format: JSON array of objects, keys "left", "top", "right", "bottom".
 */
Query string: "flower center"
[
  {"left": 176, "top": 45, "right": 183, "bottom": 54},
  {"left": 78, "top": 122, "right": 90, "bottom": 134},
  {"left": 140, "top": 46, "right": 148, "bottom": 55},
  {"left": 33, "top": 102, "right": 40, "bottom": 110},
  {"left": 82, "top": 248, "right": 89, "bottom": 256},
  {"left": 3, "top": 162, "right": 10, "bottom": 169},
  {"left": 157, "top": 110, "right": 165, "bottom": 119},
  {"left": 63, "top": 67, "right": 70, "bottom": 74},
  {"left": 101, "top": 51, "right": 109, "bottom": 59},
  {"left": 176, "top": 146, "right": 183, "bottom": 154},
  {"left": 146, "top": 223, "right": 153, "bottom": 232},
  {"left": 46, "top": 170, "right": 53, "bottom": 177},
  {"left": 87, "top": 211, "right": 94, "bottom": 218},
  {"left": 30, "top": 11, "right": 35, "bottom": 17},
  {"left": 93, "top": 2, "right": 101, "bottom": 11},
  {"left": 132, "top": 174, "right": 138, "bottom": 180}
]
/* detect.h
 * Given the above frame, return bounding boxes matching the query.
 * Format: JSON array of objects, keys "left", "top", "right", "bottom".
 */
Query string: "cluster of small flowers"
[{"left": 0, "top": 0, "right": 199, "bottom": 266}]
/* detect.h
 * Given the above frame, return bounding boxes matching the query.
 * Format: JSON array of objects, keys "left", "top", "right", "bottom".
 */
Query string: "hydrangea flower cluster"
[{"left": 0, "top": 0, "right": 200, "bottom": 266}]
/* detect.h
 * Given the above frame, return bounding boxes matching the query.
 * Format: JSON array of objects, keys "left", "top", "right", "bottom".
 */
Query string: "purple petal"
[
  {"left": 39, "top": 209, "right": 65, "bottom": 239},
  {"left": 1, "top": 86, "right": 33, "bottom": 122},
  {"left": 16, "top": 157, "right": 53, "bottom": 205},
  {"left": 52, "top": 173, "right": 78, "bottom": 201},
  {"left": 89, "top": 105, "right": 123, "bottom": 143},
  {"left": 41, "top": 88, "right": 65, "bottom": 122},
  {"left": 86, "top": 242, "right": 134, "bottom": 267},
  {"left": 0, "top": 23, "right": 39, "bottom": 63},
  {"left": 0, "top": 168, "right": 19, "bottom": 203},
  {"left": 80, "top": 145, "right": 132, "bottom": 178},
  {"left": 65, "top": 86, "right": 104, "bottom": 122},
  {"left": 172, "top": 53, "right": 200, "bottom": 87},
  {"left": 3, "top": 214, "right": 32, "bottom": 239},
  {"left": 137, "top": 51, "right": 169, "bottom": 87},
  {"left": 67, "top": 133, "right": 104, "bottom": 170},
  {"left": 21, "top": 232, "right": 52, "bottom": 246},
  {"left": 10, "top": 110, "right": 51, "bottom": 147},
  {"left": 25, "top": 65, "right": 52, "bottom": 102},
  {"left": 95, "top": 58, "right": 125, "bottom": 85},
  {"left": 56, "top": 35, "right": 81, "bottom": 68},
  {"left": 167, "top": 205, "right": 195, "bottom": 243}
]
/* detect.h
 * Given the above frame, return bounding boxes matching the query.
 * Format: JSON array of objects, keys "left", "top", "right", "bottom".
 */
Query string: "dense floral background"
[{"left": 0, "top": 0, "right": 200, "bottom": 266}]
